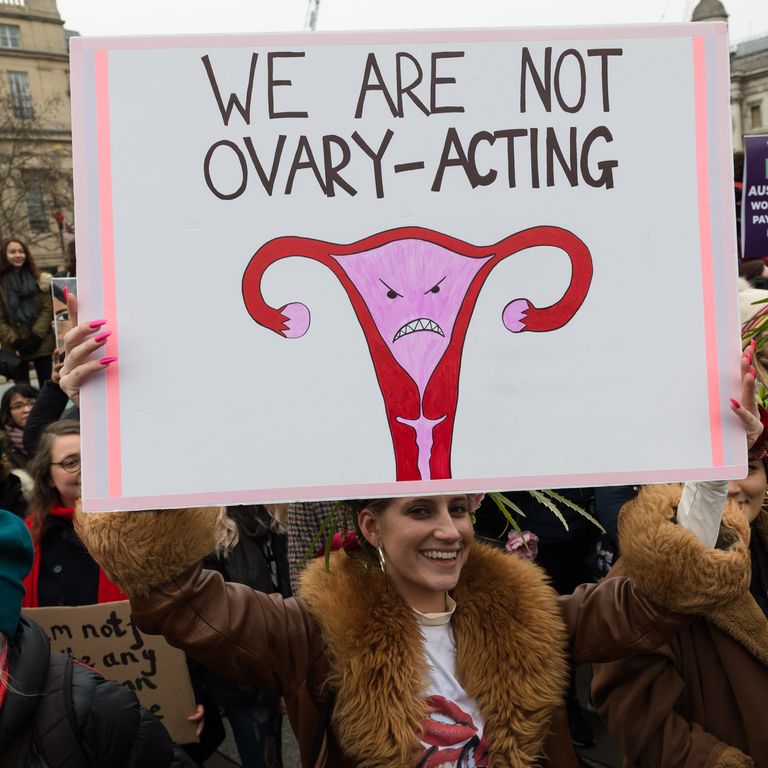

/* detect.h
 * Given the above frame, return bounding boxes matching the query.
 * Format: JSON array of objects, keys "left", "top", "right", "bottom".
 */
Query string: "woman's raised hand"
[
  {"left": 730, "top": 340, "right": 763, "bottom": 450},
  {"left": 59, "top": 293, "right": 116, "bottom": 406}
]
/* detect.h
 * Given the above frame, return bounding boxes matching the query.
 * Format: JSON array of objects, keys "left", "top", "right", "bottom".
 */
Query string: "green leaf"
[
  {"left": 539, "top": 489, "right": 606, "bottom": 533},
  {"left": 528, "top": 490, "right": 570, "bottom": 531},
  {"left": 488, "top": 492, "right": 526, "bottom": 539}
]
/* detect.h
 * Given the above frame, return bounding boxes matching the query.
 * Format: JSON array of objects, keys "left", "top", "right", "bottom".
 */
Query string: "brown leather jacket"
[{"left": 131, "top": 539, "right": 686, "bottom": 768}]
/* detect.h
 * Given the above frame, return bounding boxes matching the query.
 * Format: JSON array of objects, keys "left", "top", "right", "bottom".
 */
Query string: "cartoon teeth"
[{"left": 393, "top": 317, "right": 445, "bottom": 342}]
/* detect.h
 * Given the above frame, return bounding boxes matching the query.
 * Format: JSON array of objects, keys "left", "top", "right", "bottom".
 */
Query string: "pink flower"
[
  {"left": 315, "top": 530, "right": 361, "bottom": 557},
  {"left": 505, "top": 530, "right": 539, "bottom": 561}
]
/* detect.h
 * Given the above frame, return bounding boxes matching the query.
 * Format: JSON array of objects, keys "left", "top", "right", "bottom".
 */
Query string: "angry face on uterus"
[{"left": 242, "top": 226, "right": 592, "bottom": 482}]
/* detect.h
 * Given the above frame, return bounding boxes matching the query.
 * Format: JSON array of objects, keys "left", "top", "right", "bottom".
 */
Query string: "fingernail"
[
  {"left": 93, "top": 330, "right": 111, "bottom": 343},
  {"left": 746, "top": 351, "right": 753, "bottom": 364},
  {"left": 750, "top": 366, "right": 757, "bottom": 378},
  {"left": 63, "top": 286, "right": 68, "bottom": 301},
  {"left": 730, "top": 398, "right": 741, "bottom": 409},
  {"left": 752, "top": 339, "right": 757, "bottom": 352},
  {"left": 99, "top": 356, "right": 117, "bottom": 366},
  {"left": 89, "top": 319, "right": 107, "bottom": 328}
]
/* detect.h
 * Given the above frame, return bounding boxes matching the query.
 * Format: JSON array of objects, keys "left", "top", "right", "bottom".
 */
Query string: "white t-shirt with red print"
[{"left": 415, "top": 598, "right": 489, "bottom": 768}]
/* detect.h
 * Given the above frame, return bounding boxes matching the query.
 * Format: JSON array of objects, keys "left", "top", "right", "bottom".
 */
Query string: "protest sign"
[
  {"left": 741, "top": 134, "right": 768, "bottom": 261},
  {"left": 70, "top": 23, "right": 742, "bottom": 512},
  {"left": 24, "top": 600, "right": 198, "bottom": 744}
]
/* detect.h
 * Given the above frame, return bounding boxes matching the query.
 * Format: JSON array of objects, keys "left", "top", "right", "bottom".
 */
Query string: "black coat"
[{"left": 0, "top": 617, "right": 195, "bottom": 767}]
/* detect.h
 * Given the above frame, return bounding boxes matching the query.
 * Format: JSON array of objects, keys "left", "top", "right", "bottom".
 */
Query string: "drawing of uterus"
[{"left": 242, "top": 227, "right": 592, "bottom": 481}]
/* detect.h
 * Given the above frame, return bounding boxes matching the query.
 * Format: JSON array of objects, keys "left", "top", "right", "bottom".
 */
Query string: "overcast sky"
[{"left": 56, "top": 0, "right": 768, "bottom": 44}]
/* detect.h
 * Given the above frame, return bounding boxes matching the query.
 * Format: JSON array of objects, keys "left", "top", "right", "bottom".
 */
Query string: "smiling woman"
[{"left": 357, "top": 495, "right": 474, "bottom": 613}]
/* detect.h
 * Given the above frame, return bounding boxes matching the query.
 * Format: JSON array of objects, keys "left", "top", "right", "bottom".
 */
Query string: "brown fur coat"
[{"left": 299, "top": 543, "right": 569, "bottom": 767}]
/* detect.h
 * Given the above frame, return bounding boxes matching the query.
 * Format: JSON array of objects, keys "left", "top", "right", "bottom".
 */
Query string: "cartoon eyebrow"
[
  {"left": 424, "top": 276, "right": 446, "bottom": 295},
  {"left": 379, "top": 278, "right": 403, "bottom": 298}
]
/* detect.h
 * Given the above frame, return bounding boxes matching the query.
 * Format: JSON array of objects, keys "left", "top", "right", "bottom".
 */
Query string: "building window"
[
  {"left": 750, "top": 104, "right": 763, "bottom": 130},
  {"left": 25, "top": 181, "right": 48, "bottom": 232},
  {"left": 7, "top": 71, "right": 33, "bottom": 118},
  {"left": 0, "top": 25, "right": 21, "bottom": 48}
]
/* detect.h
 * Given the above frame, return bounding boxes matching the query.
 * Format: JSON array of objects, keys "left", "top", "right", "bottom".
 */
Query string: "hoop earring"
[{"left": 377, "top": 546, "right": 387, "bottom": 575}]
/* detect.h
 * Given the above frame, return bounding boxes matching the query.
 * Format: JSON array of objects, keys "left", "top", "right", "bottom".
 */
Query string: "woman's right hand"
[{"left": 59, "top": 293, "right": 116, "bottom": 405}]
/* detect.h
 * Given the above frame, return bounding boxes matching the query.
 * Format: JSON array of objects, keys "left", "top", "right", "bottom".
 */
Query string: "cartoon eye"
[
  {"left": 379, "top": 278, "right": 402, "bottom": 300},
  {"left": 425, "top": 276, "right": 446, "bottom": 296}
]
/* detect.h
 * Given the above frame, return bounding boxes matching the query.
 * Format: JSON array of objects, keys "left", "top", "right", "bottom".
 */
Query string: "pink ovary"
[
  {"left": 502, "top": 299, "right": 529, "bottom": 333},
  {"left": 281, "top": 302, "right": 311, "bottom": 338}
]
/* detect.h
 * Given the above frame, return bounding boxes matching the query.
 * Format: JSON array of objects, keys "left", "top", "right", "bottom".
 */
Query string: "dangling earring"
[{"left": 377, "top": 546, "right": 387, "bottom": 575}]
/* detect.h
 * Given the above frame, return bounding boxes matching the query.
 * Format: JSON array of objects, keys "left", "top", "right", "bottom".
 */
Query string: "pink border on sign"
[
  {"left": 69, "top": 22, "right": 725, "bottom": 51},
  {"left": 692, "top": 36, "right": 723, "bottom": 467},
  {"left": 95, "top": 50, "right": 123, "bottom": 497},
  {"left": 85, "top": 464, "right": 744, "bottom": 512}
]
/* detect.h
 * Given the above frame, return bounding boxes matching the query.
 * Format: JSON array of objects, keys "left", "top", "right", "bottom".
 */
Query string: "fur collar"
[
  {"left": 299, "top": 542, "right": 568, "bottom": 768},
  {"left": 619, "top": 485, "right": 768, "bottom": 666}
]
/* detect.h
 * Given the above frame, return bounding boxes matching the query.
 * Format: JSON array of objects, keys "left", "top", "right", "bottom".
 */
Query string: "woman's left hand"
[
  {"left": 187, "top": 703, "right": 205, "bottom": 738},
  {"left": 730, "top": 340, "right": 763, "bottom": 449}
]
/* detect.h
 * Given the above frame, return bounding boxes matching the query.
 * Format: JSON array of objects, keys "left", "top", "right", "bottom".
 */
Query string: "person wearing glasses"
[
  {"left": 0, "top": 383, "right": 38, "bottom": 469},
  {"left": 20, "top": 419, "right": 125, "bottom": 608}
]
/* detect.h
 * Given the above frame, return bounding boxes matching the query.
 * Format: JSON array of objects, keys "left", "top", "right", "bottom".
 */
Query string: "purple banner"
[{"left": 742, "top": 134, "right": 768, "bottom": 261}]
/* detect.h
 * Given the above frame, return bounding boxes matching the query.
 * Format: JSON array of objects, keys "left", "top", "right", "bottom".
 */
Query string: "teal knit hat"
[{"left": 0, "top": 509, "right": 33, "bottom": 638}]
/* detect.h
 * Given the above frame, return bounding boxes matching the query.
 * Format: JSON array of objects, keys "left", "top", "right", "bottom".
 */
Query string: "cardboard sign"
[
  {"left": 24, "top": 601, "right": 198, "bottom": 745},
  {"left": 742, "top": 134, "right": 768, "bottom": 261},
  {"left": 70, "top": 24, "right": 743, "bottom": 512}
]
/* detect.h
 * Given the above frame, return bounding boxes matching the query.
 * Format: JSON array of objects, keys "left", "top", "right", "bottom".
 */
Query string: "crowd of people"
[{"left": 0, "top": 234, "right": 766, "bottom": 768}]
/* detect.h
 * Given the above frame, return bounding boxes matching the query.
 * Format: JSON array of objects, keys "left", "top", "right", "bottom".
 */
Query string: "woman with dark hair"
[
  {"left": 0, "top": 238, "right": 54, "bottom": 385},
  {"left": 0, "top": 382, "right": 38, "bottom": 468},
  {"left": 21, "top": 419, "right": 125, "bottom": 608}
]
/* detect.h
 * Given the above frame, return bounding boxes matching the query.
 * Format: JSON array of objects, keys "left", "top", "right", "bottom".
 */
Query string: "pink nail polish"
[
  {"left": 99, "top": 356, "right": 117, "bottom": 366},
  {"left": 63, "top": 286, "right": 68, "bottom": 301},
  {"left": 730, "top": 398, "right": 741, "bottom": 409},
  {"left": 751, "top": 339, "right": 757, "bottom": 352},
  {"left": 93, "top": 330, "right": 112, "bottom": 343},
  {"left": 750, "top": 366, "right": 757, "bottom": 378},
  {"left": 746, "top": 352, "right": 753, "bottom": 365},
  {"left": 89, "top": 319, "right": 107, "bottom": 329}
]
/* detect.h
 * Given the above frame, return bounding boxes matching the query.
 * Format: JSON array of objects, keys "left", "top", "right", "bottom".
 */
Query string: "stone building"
[
  {"left": 0, "top": 0, "right": 73, "bottom": 269},
  {"left": 691, "top": 0, "right": 768, "bottom": 151},
  {"left": 731, "top": 35, "right": 768, "bottom": 150}
]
